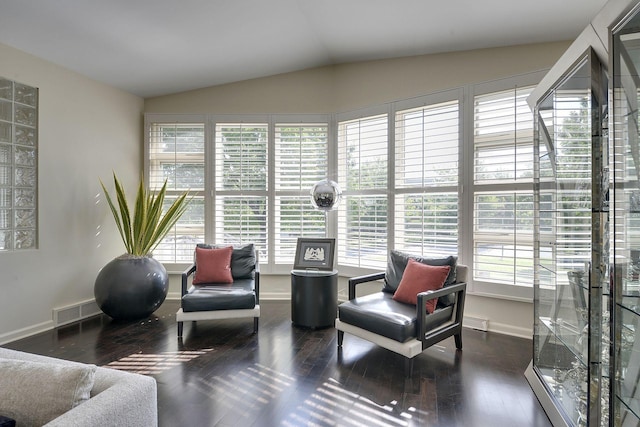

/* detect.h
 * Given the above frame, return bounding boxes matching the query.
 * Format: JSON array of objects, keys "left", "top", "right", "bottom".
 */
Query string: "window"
[
  {"left": 335, "top": 93, "right": 461, "bottom": 270},
  {"left": 274, "top": 123, "right": 328, "bottom": 263},
  {"left": 394, "top": 99, "right": 459, "bottom": 257},
  {"left": 549, "top": 89, "right": 592, "bottom": 275},
  {"left": 147, "top": 121, "right": 205, "bottom": 263},
  {"left": 0, "top": 78, "right": 38, "bottom": 251},
  {"left": 337, "top": 113, "right": 388, "bottom": 269},
  {"left": 146, "top": 71, "right": 546, "bottom": 301},
  {"left": 146, "top": 115, "right": 331, "bottom": 269},
  {"left": 472, "top": 86, "right": 535, "bottom": 295},
  {"left": 214, "top": 123, "right": 268, "bottom": 258}
]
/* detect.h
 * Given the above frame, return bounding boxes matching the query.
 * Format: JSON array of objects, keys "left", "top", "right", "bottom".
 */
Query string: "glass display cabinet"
[
  {"left": 530, "top": 46, "right": 609, "bottom": 426},
  {"left": 527, "top": 1, "right": 640, "bottom": 426},
  {"left": 611, "top": 5, "right": 640, "bottom": 426}
]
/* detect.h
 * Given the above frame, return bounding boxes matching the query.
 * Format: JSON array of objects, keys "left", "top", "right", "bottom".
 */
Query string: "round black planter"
[{"left": 94, "top": 255, "right": 169, "bottom": 321}]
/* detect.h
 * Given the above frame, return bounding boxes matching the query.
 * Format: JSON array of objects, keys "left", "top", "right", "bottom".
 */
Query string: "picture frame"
[{"left": 293, "top": 238, "right": 336, "bottom": 271}]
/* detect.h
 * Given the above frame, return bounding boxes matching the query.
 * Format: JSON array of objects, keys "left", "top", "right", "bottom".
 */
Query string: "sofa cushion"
[
  {"left": 384, "top": 250, "right": 457, "bottom": 307},
  {"left": 339, "top": 292, "right": 417, "bottom": 342},
  {"left": 193, "top": 246, "right": 234, "bottom": 284},
  {"left": 196, "top": 243, "right": 256, "bottom": 279},
  {"left": 392, "top": 260, "right": 450, "bottom": 312},
  {"left": 338, "top": 292, "right": 455, "bottom": 343},
  {"left": 0, "top": 357, "right": 96, "bottom": 426},
  {"left": 182, "top": 278, "right": 257, "bottom": 312}
]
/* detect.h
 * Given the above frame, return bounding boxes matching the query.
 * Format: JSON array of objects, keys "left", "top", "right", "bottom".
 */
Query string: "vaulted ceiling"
[{"left": 0, "top": 0, "right": 608, "bottom": 98}]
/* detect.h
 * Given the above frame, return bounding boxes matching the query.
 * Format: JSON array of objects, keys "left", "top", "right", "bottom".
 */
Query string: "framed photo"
[{"left": 294, "top": 238, "right": 336, "bottom": 271}]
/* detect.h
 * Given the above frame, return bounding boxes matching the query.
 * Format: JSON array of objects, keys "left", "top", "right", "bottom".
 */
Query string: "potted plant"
[{"left": 94, "top": 172, "right": 190, "bottom": 320}]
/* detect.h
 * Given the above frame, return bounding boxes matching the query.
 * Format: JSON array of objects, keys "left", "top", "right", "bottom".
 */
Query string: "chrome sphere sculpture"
[{"left": 310, "top": 179, "right": 342, "bottom": 211}]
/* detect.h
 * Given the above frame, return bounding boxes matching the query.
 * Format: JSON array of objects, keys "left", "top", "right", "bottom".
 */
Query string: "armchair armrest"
[
  {"left": 181, "top": 264, "right": 196, "bottom": 297},
  {"left": 348, "top": 272, "right": 385, "bottom": 300},
  {"left": 417, "top": 282, "right": 466, "bottom": 303},
  {"left": 254, "top": 249, "right": 260, "bottom": 303},
  {"left": 416, "top": 282, "right": 467, "bottom": 347}
]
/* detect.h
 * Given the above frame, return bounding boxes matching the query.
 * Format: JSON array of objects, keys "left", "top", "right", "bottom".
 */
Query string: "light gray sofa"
[{"left": 0, "top": 347, "right": 157, "bottom": 426}]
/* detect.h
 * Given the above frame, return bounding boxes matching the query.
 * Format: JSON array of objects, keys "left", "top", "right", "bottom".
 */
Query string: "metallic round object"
[{"left": 310, "top": 179, "right": 342, "bottom": 211}]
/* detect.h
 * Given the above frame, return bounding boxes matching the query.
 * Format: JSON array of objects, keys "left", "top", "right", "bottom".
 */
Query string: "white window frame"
[
  {"left": 144, "top": 114, "right": 208, "bottom": 268},
  {"left": 145, "top": 113, "right": 332, "bottom": 274},
  {"left": 145, "top": 71, "right": 549, "bottom": 302},
  {"left": 464, "top": 71, "right": 548, "bottom": 301},
  {"left": 336, "top": 89, "right": 463, "bottom": 278}
]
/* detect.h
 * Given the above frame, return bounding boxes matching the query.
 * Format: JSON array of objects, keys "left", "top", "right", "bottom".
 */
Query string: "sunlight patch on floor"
[
  {"left": 284, "top": 378, "right": 424, "bottom": 426},
  {"left": 104, "top": 348, "right": 214, "bottom": 375}
]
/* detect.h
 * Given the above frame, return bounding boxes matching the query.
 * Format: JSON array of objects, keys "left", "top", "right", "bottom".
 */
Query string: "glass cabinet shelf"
[
  {"left": 531, "top": 45, "right": 609, "bottom": 427},
  {"left": 538, "top": 316, "right": 606, "bottom": 370}
]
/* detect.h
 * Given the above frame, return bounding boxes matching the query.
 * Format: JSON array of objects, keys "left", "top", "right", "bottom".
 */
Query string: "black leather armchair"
[
  {"left": 176, "top": 244, "right": 260, "bottom": 337},
  {"left": 336, "top": 263, "right": 467, "bottom": 376}
]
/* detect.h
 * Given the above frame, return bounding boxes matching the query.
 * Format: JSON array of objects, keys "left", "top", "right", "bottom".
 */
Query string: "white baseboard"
[
  {"left": 484, "top": 321, "right": 532, "bottom": 339},
  {"left": 260, "top": 292, "right": 291, "bottom": 301},
  {"left": 166, "top": 292, "right": 181, "bottom": 300},
  {"left": 1, "top": 295, "right": 531, "bottom": 346},
  {"left": 0, "top": 320, "right": 53, "bottom": 346}
]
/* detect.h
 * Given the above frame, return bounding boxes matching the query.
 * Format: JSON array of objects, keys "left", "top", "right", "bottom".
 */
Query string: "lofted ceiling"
[{"left": 0, "top": 0, "right": 608, "bottom": 98}]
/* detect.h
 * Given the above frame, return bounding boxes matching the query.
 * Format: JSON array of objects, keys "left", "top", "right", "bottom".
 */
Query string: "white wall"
[
  {"left": 0, "top": 42, "right": 143, "bottom": 344},
  {"left": 148, "top": 41, "right": 571, "bottom": 339}
]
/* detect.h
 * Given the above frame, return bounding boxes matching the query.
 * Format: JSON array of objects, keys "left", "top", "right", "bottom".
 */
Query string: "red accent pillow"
[
  {"left": 193, "top": 246, "right": 234, "bottom": 284},
  {"left": 392, "top": 259, "right": 450, "bottom": 312}
]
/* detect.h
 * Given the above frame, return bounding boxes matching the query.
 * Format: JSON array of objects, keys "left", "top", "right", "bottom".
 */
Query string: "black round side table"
[{"left": 291, "top": 269, "right": 338, "bottom": 329}]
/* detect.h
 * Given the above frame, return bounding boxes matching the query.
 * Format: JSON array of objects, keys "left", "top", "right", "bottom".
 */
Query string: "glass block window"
[{"left": 0, "top": 77, "right": 38, "bottom": 251}]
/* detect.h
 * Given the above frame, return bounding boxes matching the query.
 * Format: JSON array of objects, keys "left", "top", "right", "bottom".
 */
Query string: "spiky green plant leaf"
[{"left": 100, "top": 173, "right": 190, "bottom": 257}]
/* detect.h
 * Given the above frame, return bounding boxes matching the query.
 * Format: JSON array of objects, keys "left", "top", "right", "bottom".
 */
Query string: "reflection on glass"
[
  {"left": 0, "top": 79, "right": 12, "bottom": 100},
  {"left": 14, "top": 229, "right": 35, "bottom": 249},
  {"left": 533, "top": 47, "right": 608, "bottom": 426},
  {"left": 15, "top": 126, "right": 36, "bottom": 146},
  {"left": 613, "top": 8, "right": 640, "bottom": 425},
  {"left": 0, "top": 122, "right": 10, "bottom": 143}
]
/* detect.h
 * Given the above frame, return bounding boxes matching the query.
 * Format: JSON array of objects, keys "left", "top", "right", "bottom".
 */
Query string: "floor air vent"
[
  {"left": 53, "top": 300, "right": 101, "bottom": 327},
  {"left": 465, "top": 316, "right": 489, "bottom": 331}
]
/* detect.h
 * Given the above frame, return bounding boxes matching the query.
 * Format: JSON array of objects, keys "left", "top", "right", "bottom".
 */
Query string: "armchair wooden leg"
[
  {"left": 177, "top": 321, "right": 183, "bottom": 338},
  {"left": 253, "top": 317, "right": 259, "bottom": 334},
  {"left": 454, "top": 333, "right": 462, "bottom": 350},
  {"left": 337, "top": 330, "right": 344, "bottom": 347}
]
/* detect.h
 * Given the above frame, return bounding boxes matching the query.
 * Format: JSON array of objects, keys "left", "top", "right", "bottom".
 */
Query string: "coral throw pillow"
[
  {"left": 392, "top": 259, "right": 450, "bottom": 312},
  {"left": 193, "top": 246, "right": 234, "bottom": 284}
]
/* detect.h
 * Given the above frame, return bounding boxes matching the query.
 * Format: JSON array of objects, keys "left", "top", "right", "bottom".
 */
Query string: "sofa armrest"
[
  {"left": 181, "top": 264, "right": 197, "bottom": 297},
  {"left": 348, "top": 272, "right": 385, "bottom": 300},
  {"left": 46, "top": 367, "right": 157, "bottom": 427},
  {"left": 0, "top": 348, "right": 157, "bottom": 427}
]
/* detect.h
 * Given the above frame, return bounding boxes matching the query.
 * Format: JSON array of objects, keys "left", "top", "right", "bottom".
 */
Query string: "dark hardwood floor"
[{"left": 3, "top": 300, "right": 551, "bottom": 427}]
